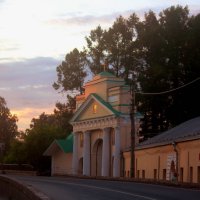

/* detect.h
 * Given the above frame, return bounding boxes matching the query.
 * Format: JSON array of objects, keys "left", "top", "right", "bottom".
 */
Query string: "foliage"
[
  {"left": 0, "top": 97, "right": 18, "bottom": 159},
  {"left": 85, "top": 25, "right": 107, "bottom": 75},
  {"left": 53, "top": 48, "right": 87, "bottom": 94},
  {"left": 137, "top": 6, "right": 200, "bottom": 139},
  {"left": 4, "top": 102, "right": 73, "bottom": 172},
  {"left": 3, "top": 140, "right": 26, "bottom": 164}
]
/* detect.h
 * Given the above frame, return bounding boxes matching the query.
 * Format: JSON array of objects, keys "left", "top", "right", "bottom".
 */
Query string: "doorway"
[{"left": 91, "top": 139, "right": 103, "bottom": 176}]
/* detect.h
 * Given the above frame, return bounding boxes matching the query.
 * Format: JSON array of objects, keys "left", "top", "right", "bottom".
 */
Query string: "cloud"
[
  {"left": 0, "top": 87, "right": 11, "bottom": 91},
  {"left": 0, "top": 56, "right": 67, "bottom": 130},
  {"left": 46, "top": 10, "right": 142, "bottom": 28},
  {"left": 46, "top": 4, "right": 200, "bottom": 29},
  {"left": 11, "top": 106, "right": 55, "bottom": 130}
]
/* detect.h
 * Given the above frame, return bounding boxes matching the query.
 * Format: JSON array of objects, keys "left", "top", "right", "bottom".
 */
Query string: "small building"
[
  {"left": 43, "top": 134, "right": 73, "bottom": 176},
  {"left": 134, "top": 117, "right": 200, "bottom": 183}
]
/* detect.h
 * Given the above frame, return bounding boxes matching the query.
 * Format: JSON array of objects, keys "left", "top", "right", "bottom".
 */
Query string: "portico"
[{"left": 71, "top": 115, "right": 121, "bottom": 177}]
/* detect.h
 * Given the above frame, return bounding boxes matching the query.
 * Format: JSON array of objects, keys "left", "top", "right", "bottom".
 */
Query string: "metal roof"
[
  {"left": 136, "top": 116, "right": 200, "bottom": 150},
  {"left": 98, "top": 71, "right": 115, "bottom": 77},
  {"left": 43, "top": 133, "right": 73, "bottom": 156},
  {"left": 56, "top": 133, "right": 73, "bottom": 153}
]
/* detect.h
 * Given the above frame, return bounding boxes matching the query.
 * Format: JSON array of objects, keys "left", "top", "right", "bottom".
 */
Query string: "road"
[{"left": 6, "top": 175, "right": 200, "bottom": 200}]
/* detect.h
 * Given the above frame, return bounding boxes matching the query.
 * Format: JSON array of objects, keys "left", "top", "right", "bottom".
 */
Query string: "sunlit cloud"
[
  {"left": 0, "top": 87, "right": 11, "bottom": 91},
  {"left": 18, "top": 84, "right": 49, "bottom": 90},
  {"left": 11, "top": 107, "right": 55, "bottom": 131}
]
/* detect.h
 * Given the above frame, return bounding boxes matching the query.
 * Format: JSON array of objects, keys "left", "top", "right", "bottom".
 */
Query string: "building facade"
[
  {"left": 44, "top": 134, "right": 73, "bottom": 175},
  {"left": 135, "top": 117, "right": 200, "bottom": 183},
  {"left": 70, "top": 71, "right": 141, "bottom": 177}
]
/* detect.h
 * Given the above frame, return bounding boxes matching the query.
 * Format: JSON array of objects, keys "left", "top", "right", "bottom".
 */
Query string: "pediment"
[{"left": 70, "top": 94, "right": 119, "bottom": 123}]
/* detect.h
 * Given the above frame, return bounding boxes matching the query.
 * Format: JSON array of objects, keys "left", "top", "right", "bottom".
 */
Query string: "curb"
[{"left": 0, "top": 175, "right": 50, "bottom": 200}]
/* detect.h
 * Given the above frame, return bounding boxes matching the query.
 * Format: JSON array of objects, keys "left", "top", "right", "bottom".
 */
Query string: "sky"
[{"left": 0, "top": 0, "right": 200, "bottom": 131}]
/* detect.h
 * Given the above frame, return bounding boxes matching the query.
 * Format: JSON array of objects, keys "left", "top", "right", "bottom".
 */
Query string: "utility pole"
[{"left": 130, "top": 75, "right": 136, "bottom": 178}]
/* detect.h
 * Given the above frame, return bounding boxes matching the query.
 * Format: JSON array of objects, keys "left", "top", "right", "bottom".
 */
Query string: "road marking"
[{"left": 63, "top": 182, "right": 157, "bottom": 200}]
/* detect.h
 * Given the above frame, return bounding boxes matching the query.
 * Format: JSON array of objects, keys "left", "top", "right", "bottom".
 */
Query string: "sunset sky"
[{"left": 0, "top": 0, "right": 200, "bottom": 130}]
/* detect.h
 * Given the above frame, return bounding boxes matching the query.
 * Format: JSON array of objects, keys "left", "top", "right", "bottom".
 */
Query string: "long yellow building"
[{"left": 134, "top": 117, "right": 200, "bottom": 183}]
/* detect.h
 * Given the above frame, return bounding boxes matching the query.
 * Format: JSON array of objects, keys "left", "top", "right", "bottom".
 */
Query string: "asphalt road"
[{"left": 6, "top": 175, "right": 200, "bottom": 200}]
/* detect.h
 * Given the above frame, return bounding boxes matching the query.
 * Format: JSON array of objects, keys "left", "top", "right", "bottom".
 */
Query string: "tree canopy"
[
  {"left": 0, "top": 96, "right": 18, "bottom": 159},
  {"left": 53, "top": 48, "right": 87, "bottom": 94},
  {"left": 4, "top": 102, "right": 73, "bottom": 172}
]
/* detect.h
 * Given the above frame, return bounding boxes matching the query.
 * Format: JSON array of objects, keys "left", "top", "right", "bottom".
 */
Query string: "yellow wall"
[
  {"left": 52, "top": 149, "right": 72, "bottom": 175},
  {"left": 78, "top": 100, "right": 112, "bottom": 121},
  {"left": 84, "top": 76, "right": 125, "bottom": 102},
  {"left": 108, "top": 86, "right": 130, "bottom": 114},
  {"left": 132, "top": 139, "right": 200, "bottom": 183}
]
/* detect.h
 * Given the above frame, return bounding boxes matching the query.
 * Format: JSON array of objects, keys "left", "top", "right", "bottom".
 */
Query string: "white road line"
[{"left": 62, "top": 182, "right": 157, "bottom": 200}]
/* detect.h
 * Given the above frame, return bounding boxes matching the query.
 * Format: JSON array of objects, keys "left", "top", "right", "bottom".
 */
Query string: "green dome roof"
[{"left": 98, "top": 71, "right": 115, "bottom": 77}]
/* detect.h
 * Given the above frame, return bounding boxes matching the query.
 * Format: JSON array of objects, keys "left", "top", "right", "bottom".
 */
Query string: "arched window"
[{"left": 93, "top": 104, "right": 97, "bottom": 114}]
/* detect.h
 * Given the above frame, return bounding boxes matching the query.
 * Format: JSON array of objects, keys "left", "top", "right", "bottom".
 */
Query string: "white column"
[
  {"left": 102, "top": 128, "right": 110, "bottom": 176},
  {"left": 83, "top": 131, "right": 90, "bottom": 176},
  {"left": 113, "top": 126, "right": 120, "bottom": 177},
  {"left": 72, "top": 132, "right": 78, "bottom": 175}
]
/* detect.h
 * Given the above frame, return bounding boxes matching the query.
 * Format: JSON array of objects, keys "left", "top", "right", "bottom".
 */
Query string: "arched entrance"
[
  {"left": 91, "top": 139, "right": 103, "bottom": 176},
  {"left": 78, "top": 157, "right": 83, "bottom": 175}
]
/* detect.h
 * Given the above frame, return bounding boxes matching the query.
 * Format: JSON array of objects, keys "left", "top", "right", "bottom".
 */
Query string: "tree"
[
  {"left": 105, "top": 14, "right": 139, "bottom": 80},
  {"left": 4, "top": 101, "right": 73, "bottom": 172},
  {"left": 85, "top": 25, "right": 107, "bottom": 75},
  {"left": 0, "top": 97, "right": 18, "bottom": 158},
  {"left": 53, "top": 48, "right": 87, "bottom": 94},
  {"left": 137, "top": 6, "right": 200, "bottom": 138},
  {"left": 53, "top": 100, "right": 74, "bottom": 133}
]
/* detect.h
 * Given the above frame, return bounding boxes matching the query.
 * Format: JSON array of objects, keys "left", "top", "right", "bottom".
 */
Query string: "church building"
[
  {"left": 70, "top": 71, "right": 141, "bottom": 177},
  {"left": 44, "top": 71, "right": 141, "bottom": 177}
]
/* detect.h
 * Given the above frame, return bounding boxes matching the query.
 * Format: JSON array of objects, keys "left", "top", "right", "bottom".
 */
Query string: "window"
[
  {"left": 163, "top": 169, "right": 166, "bottom": 180},
  {"left": 108, "top": 95, "right": 119, "bottom": 103},
  {"left": 180, "top": 167, "right": 184, "bottom": 182},
  {"left": 93, "top": 104, "right": 97, "bottom": 113},
  {"left": 142, "top": 170, "right": 145, "bottom": 179},
  {"left": 80, "top": 133, "right": 83, "bottom": 147},
  {"left": 137, "top": 170, "right": 140, "bottom": 178},
  {"left": 154, "top": 169, "right": 157, "bottom": 180},
  {"left": 190, "top": 167, "right": 193, "bottom": 183},
  {"left": 198, "top": 166, "right": 200, "bottom": 183}
]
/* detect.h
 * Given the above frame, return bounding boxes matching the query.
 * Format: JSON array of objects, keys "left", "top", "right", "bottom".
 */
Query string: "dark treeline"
[{"left": 0, "top": 99, "right": 74, "bottom": 173}]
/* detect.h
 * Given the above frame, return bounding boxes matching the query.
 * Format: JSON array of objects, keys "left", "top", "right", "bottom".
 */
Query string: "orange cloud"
[{"left": 11, "top": 107, "right": 55, "bottom": 131}]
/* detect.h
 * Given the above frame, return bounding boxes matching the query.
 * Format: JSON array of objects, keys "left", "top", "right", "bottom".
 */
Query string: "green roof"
[
  {"left": 56, "top": 133, "right": 73, "bottom": 153},
  {"left": 98, "top": 71, "right": 115, "bottom": 77},
  {"left": 92, "top": 93, "right": 143, "bottom": 118}
]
